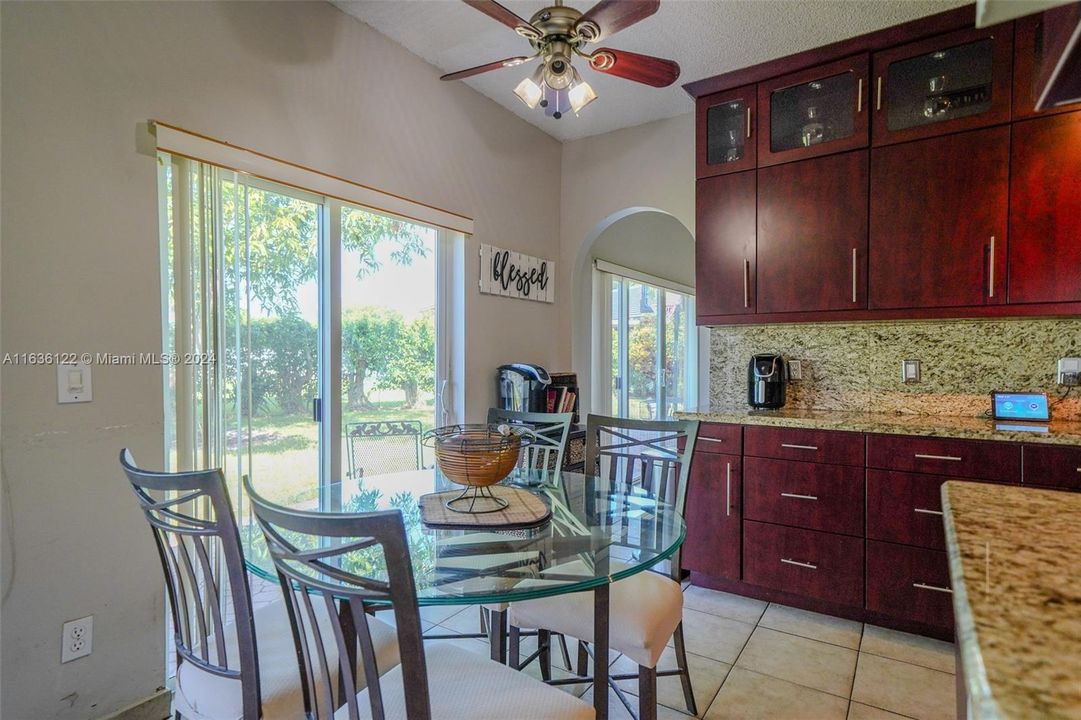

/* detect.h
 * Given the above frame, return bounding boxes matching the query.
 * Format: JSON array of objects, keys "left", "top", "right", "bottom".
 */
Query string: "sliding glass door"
[{"left": 601, "top": 267, "right": 697, "bottom": 420}]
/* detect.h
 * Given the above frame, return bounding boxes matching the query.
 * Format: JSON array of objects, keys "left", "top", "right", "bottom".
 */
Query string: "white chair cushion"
[
  {"left": 508, "top": 561, "right": 682, "bottom": 668},
  {"left": 174, "top": 599, "right": 400, "bottom": 720},
  {"left": 337, "top": 642, "right": 594, "bottom": 720}
]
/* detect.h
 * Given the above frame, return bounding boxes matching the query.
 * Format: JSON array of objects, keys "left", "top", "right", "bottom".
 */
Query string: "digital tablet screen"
[{"left": 992, "top": 392, "right": 1050, "bottom": 422}]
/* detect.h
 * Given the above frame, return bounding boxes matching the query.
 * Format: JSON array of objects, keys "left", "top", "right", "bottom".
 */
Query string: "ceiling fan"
[{"left": 440, "top": 0, "right": 680, "bottom": 119}]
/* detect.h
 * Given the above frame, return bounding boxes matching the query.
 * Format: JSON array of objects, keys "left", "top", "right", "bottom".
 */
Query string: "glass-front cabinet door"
[
  {"left": 696, "top": 84, "right": 756, "bottom": 178},
  {"left": 872, "top": 25, "right": 1013, "bottom": 146},
  {"left": 758, "top": 55, "right": 869, "bottom": 166},
  {"left": 1013, "top": 13, "right": 1081, "bottom": 119}
]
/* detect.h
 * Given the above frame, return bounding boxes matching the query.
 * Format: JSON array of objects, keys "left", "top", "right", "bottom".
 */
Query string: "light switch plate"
[
  {"left": 787, "top": 359, "right": 803, "bottom": 381},
  {"left": 57, "top": 362, "right": 92, "bottom": 403},
  {"left": 902, "top": 359, "right": 921, "bottom": 384}
]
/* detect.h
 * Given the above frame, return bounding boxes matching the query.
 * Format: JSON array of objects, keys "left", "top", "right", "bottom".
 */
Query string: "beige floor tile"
[
  {"left": 610, "top": 645, "right": 732, "bottom": 717},
  {"left": 860, "top": 625, "right": 955, "bottom": 674},
  {"left": 704, "top": 667, "right": 849, "bottom": 720},
  {"left": 671, "top": 608, "right": 756, "bottom": 663},
  {"left": 759, "top": 604, "right": 863, "bottom": 649},
  {"left": 684, "top": 586, "right": 768, "bottom": 625},
  {"left": 433, "top": 605, "right": 488, "bottom": 635},
  {"left": 582, "top": 687, "right": 693, "bottom": 719},
  {"left": 847, "top": 701, "right": 913, "bottom": 720},
  {"left": 418, "top": 603, "right": 468, "bottom": 626},
  {"left": 736, "top": 627, "right": 858, "bottom": 698},
  {"left": 851, "top": 653, "right": 955, "bottom": 720}
]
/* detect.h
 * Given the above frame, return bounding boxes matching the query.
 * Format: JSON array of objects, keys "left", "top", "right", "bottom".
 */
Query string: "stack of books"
[{"left": 547, "top": 372, "right": 580, "bottom": 424}]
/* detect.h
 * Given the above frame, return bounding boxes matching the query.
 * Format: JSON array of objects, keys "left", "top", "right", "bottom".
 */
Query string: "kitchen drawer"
[
  {"left": 743, "top": 520, "right": 864, "bottom": 607},
  {"left": 866, "top": 434, "right": 1020, "bottom": 482},
  {"left": 744, "top": 457, "right": 864, "bottom": 536},
  {"left": 694, "top": 423, "right": 743, "bottom": 455},
  {"left": 866, "top": 470, "right": 949, "bottom": 550},
  {"left": 744, "top": 426, "right": 865, "bottom": 466},
  {"left": 1022, "top": 444, "right": 1081, "bottom": 491},
  {"left": 866, "top": 540, "right": 953, "bottom": 632}
]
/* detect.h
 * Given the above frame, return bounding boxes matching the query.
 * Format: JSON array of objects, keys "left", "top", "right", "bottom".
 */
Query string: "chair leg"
[
  {"left": 673, "top": 621, "right": 698, "bottom": 716},
  {"left": 638, "top": 664, "right": 658, "bottom": 720},
  {"left": 488, "top": 609, "right": 508, "bottom": 664},
  {"left": 576, "top": 639, "right": 589, "bottom": 677},
  {"left": 509, "top": 625, "right": 521, "bottom": 670},
  {"left": 556, "top": 633, "right": 572, "bottom": 671},
  {"left": 538, "top": 629, "right": 552, "bottom": 682},
  {"left": 479, "top": 606, "right": 489, "bottom": 634}
]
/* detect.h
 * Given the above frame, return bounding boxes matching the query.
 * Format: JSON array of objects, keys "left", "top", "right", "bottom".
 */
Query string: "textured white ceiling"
[{"left": 334, "top": 0, "right": 969, "bottom": 141}]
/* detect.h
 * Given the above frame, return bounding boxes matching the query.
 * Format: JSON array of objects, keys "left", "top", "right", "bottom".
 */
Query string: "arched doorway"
[{"left": 571, "top": 208, "right": 705, "bottom": 417}]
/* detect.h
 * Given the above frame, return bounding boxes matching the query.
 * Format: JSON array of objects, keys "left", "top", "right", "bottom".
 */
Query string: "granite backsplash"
[{"left": 708, "top": 317, "right": 1081, "bottom": 419}]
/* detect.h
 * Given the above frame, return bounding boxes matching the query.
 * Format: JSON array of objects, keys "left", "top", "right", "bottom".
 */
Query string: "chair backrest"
[
  {"left": 119, "top": 449, "right": 260, "bottom": 719},
  {"left": 486, "top": 408, "right": 573, "bottom": 474},
  {"left": 244, "top": 475, "right": 430, "bottom": 720},
  {"left": 585, "top": 415, "right": 699, "bottom": 576},
  {"left": 346, "top": 420, "right": 423, "bottom": 479}
]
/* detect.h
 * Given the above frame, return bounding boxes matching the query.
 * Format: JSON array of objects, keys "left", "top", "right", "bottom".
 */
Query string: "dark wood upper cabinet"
[
  {"left": 757, "top": 151, "right": 869, "bottom": 313},
  {"left": 1014, "top": 10, "right": 1081, "bottom": 119},
  {"left": 872, "top": 24, "right": 1013, "bottom": 146},
  {"left": 683, "top": 452, "right": 742, "bottom": 581},
  {"left": 758, "top": 55, "right": 870, "bottom": 167},
  {"left": 697, "top": 85, "right": 757, "bottom": 178},
  {"left": 1008, "top": 111, "right": 1081, "bottom": 304},
  {"left": 696, "top": 171, "right": 756, "bottom": 319},
  {"left": 869, "top": 126, "right": 1009, "bottom": 310}
]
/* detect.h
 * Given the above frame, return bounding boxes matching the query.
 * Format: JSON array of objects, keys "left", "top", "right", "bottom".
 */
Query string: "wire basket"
[{"left": 422, "top": 424, "right": 533, "bottom": 512}]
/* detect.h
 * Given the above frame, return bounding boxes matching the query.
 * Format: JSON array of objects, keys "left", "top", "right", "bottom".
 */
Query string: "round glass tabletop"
[{"left": 242, "top": 468, "right": 686, "bottom": 606}]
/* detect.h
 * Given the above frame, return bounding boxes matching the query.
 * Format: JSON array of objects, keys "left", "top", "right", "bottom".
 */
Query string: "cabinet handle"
[
  {"left": 698, "top": 436, "right": 726, "bottom": 444},
  {"left": 780, "top": 492, "right": 818, "bottom": 501},
  {"left": 913, "top": 582, "right": 953, "bottom": 594},
  {"left": 914, "top": 453, "right": 962, "bottom": 462},
  {"left": 875, "top": 76, "right": 882, "bottom": 111},
  {"left": 857, "top": 77, "right": 863, "bottom": 113},
  {"left": 914, "top": 507, "right": 944, "bottom": 516},
  {"left": 726, "top": 462, "right": 732, "bottom": 517},
  {"left": 743, "top": 258, "right": 750, "bottom": 309},
  {"left": 781, "top": 558, "right": 817, "bottom": 570},
  {"left": 851, "top": 248, "right": 858, "bottom": 303},
  {"left": 781, "top": 443, "right": 818, "bottom": 451},
  {"left": 1076, "top": 467, "right": 1081, "bottom": 473},
  {"left": 988, "top": 236, "right": 996, "bottom": 298},
  {"left": 746, "top": 107, "right": 752, "bottom": 138}
]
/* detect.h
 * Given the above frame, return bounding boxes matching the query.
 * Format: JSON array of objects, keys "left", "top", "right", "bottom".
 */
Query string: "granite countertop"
[
  {"left": 675, "top": 408, "right": 1081, "bottom": 446},
  {"left": 942, "top": 482, "right": 1081, "bottom": 719}
]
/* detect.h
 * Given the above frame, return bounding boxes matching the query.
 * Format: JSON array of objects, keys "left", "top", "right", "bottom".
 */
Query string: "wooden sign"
[{"left": 478, "top": 244, "right": 554, "bottom": 303}]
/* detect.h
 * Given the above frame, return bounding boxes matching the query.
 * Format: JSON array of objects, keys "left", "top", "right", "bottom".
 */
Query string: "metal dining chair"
[
  {"left": 507, "top": 415, "right": 700, "bottom": 720},
  {"left": 346, "top": 420, "right": 423, "bottom": 480},
  {"left": 120, "top": 450, "right": 399, "bottom": 719},
  {"left": 486, "top": 408, "right": 574, "bottom": 474},
  {"left": 243, "top": 475, "right": 595, "bottom": 720}
]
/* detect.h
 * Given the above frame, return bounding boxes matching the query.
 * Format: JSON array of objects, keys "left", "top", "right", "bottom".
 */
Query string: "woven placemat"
[{"left": 419, "top": 486, "right": 551, "bottom": 529}]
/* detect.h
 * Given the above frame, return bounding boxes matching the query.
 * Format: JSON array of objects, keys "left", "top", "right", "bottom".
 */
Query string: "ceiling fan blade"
[
  {"left": 440, "top": 55, "right": 536, "bottom": 81},
  {"left": 575, "top": 0, "right": 660, "bottom": 43},
  {"left": 588, "top": 47, "right": 680, "bottom": 87},
  {"left": 462, "top": 0, "right": 541, "bottom": 38}
]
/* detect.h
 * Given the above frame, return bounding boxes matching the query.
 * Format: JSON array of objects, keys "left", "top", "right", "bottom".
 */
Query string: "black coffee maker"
[
  {"left": 748, "top": 354, "right": 788, "bottom": 409},
  {"left": 497, "top": 363, "right": 551, "bottom": 413}
]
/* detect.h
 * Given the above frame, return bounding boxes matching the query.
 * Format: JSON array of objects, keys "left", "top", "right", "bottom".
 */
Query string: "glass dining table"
[{"left": 242, "top": 467, "right": 686, "bottom": 720}]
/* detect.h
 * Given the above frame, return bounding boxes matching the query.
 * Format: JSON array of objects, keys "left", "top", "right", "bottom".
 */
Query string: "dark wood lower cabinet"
[
  {"left": 742, "top": 520, "right": 864, "bottom": 607},
  {"left": 866, "top": 540, "right": 954, "bottom": 633},
  {"left": 744, "top": 457, "right": 864, "bottom": 536},
  {"left": 866, "top": 470, "right": 949, "bottom": 550},
  {"left": 1021, "top": 443, "right": 1081, "bottom": 490},
  {"left": 683, "top": 452, "right": 742, "bottom": 581}
]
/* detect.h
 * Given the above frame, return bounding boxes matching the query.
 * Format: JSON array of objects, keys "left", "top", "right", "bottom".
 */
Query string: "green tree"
[
  {"left": 379, "top": 310, "right": 435, "bottom": 408},
  {"left": 342, "top": 306, "right": 405, "bottom": 410}
]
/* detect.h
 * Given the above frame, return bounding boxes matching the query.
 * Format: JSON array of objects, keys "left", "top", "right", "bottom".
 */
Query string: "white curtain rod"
[{"left": 593, "top": 258, "right": 695, "bottom": 296}]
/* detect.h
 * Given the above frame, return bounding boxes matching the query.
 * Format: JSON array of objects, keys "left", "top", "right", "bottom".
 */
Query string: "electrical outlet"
[
  {"left": 61, "top": 616, "right": 93, "bottom": 663},
  {"left": 902, "top": 359, "right": 921, "bottom": 384},
  {"left": 1057, "top": 358, "right": 1081, "bottom": 386}
]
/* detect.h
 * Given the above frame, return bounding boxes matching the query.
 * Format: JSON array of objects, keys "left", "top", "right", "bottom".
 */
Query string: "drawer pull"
[
  {"left": 780, "top": 443, "right": 819, "bottom": 451},
  {"left": 781, "top": 558, "right": 817, "bottom": 570},
  {"left": 914, "top": 453, "right": 962, "bottom": 462},
  {"left": 913, "top": 507, "right": 943, "bottom": 516},
  {"left": 1076, "top": 467, "right": 1081, "bottom": 473},
  {"left": 780, "top": 492, "right": 818, "bottom": 501},
  {"left": 698, "top": 437, "right": 726, "bottom": 444},
  {"left": 913, "top": 582, "right": 953, "bottom": 594},
  {"left": 726, "top": 462, "right": 732, "bottom": 518}
]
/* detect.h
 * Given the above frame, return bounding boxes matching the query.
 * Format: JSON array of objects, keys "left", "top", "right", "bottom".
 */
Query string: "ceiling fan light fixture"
[
  {"left": 569, "top": 68, "right": 598, "bottom": 114},
  {"left": 513, "top": 65, "right": 545, "bottom": 109}
]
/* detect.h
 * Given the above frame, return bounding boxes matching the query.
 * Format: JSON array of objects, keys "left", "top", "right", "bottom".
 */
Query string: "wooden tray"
[{"left": 419, "top": 486, "right": 551, "bottom": 529}]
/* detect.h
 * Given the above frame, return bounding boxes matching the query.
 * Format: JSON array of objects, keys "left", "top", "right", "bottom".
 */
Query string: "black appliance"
[
  {"left": 497, "top": 363, "right": 551, "bottom": 413},
  {"left": 748, "top": 354, "right": 788, "bottom": 409}
]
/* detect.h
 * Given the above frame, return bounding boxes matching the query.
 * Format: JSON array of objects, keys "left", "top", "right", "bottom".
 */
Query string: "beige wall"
[
  {"left": 558, "top": 113, "right": 696, "bottom": 409},
  {"left": 0, "top": 2, "right": 562, "bottom": 718}
]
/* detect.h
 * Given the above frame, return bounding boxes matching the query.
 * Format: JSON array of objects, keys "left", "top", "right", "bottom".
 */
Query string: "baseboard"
[{"left": 99, "top": 688, "right": 172, "bottom": 720}]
